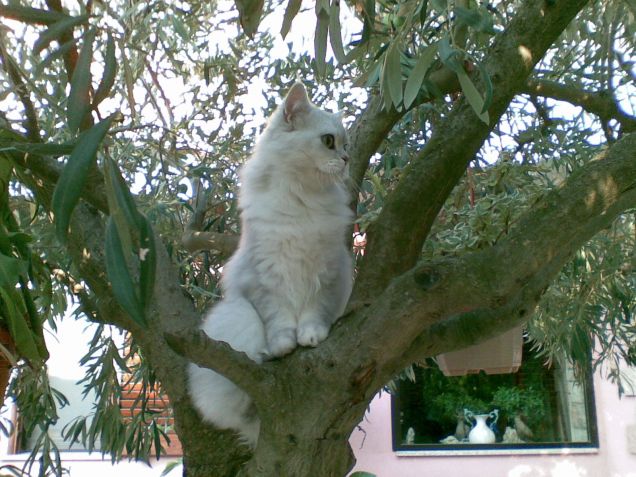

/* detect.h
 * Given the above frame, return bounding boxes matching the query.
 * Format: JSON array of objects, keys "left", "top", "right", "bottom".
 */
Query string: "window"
[{"left": 391, "top": 343, "right": 598, "bottom": 453}]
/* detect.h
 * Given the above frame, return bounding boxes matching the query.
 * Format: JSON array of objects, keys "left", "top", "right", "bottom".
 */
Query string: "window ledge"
[{"left": 395, "top": 446, "right": 600, "bottom": 457}]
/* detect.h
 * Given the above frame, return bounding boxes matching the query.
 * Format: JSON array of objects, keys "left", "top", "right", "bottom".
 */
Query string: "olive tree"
[{"left": 0, "top": 0, "right": 634, "bottom": 476}]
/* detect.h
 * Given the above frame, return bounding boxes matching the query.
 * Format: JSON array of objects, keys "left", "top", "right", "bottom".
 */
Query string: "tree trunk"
[
  {"left": 239, "top": 435, "right": 355, "bottom": 477},
  {"left": 180, "top": 399, "right": 359, "bottom": 477}
]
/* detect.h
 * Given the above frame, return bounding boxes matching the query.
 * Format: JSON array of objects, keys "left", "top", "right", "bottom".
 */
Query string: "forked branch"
[
  {"left": 329, "top": 133, "right": 636, "bottom": 388},
  {"left": 352, "top": 0, "right": 591, "bottom": 300}
]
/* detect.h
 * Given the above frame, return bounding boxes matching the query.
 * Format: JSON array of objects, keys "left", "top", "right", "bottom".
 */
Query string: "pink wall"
[{"left": 349, "top": 373, "right": 636, "bottom": 477}]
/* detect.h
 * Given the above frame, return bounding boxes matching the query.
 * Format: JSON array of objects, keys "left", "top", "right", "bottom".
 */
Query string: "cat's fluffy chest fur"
[
  {"left": 188, "top": 82, "right": 354, "bottom": 447},
  {"left": 225, "top": 158, "right": 352, "bottom": 330}
]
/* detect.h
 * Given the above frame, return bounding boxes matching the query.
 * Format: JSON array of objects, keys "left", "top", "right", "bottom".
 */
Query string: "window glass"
[{"left": 392, "top": 343, "right": 598, "bottom": 451}]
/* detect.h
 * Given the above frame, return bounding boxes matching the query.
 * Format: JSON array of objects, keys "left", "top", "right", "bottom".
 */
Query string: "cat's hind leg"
[
  {"left": 188, "top": 297, "right": 266, "bottom": 448},
  {"left": 254, "top": 294, "right": 298, "bottom": 357}
]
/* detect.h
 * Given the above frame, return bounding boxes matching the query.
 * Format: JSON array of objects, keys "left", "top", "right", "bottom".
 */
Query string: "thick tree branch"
[
  {"left": 523, "top": 79, "right": 636, "bottom": 132},
  {"left": 165, "top": 329, "right": 273, "bottom": 400},
  {"left": 334, "top": 132, "right": 636, "bottom": 387},
  {"left": 352, "top": 0, "right": 591, "bottom": 301},
  {"left": 399, "top": 247, "right": 572, "bottom": 369}
]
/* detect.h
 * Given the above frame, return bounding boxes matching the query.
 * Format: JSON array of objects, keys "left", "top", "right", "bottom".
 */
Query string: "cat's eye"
[{"left": 321, "top": 134, "right": 335, "bottom": 150}]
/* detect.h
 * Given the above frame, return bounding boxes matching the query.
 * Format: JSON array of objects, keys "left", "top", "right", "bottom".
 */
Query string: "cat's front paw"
[
  {"left": 254, "top": 348, "right": 271, "bottom": 363},
  {"left": 267, "top": 328, "right": 297, "bottom": 357},
  {"left": 297, "top": 321, "right": 330, "bottom": 348}
]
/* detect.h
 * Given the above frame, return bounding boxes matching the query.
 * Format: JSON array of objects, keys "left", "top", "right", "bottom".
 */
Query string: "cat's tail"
[{"left": 187, "top": 297, "right": 266, "bottom": 448}]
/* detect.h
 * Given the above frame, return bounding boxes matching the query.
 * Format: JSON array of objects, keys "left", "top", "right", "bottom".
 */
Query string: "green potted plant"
[
  {"left": 491, "top": 386, "right": 547, "bottom": 441},
  {"left": 431, "top": 391, "right": 489, "bottom": 440}
]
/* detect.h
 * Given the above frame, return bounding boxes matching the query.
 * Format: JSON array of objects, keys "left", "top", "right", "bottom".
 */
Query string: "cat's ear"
[{"left": 283, "top": 83, "right": 311, "bottom": 124}]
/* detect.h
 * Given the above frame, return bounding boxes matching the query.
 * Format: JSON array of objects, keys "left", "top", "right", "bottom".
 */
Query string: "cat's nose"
[{"left": 341, "top": 153, "right": 349, "bottom": 163}]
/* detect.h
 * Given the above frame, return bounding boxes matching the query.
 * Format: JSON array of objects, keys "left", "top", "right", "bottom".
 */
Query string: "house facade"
[
  {"left": 1, "top": 316, "right": 635, "bottom": 476},
  {"left": 350, "top": 368, "right": 636, "bottom": 477}
]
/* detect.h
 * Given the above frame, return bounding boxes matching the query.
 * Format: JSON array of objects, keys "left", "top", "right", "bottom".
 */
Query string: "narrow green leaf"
[
  {"left": 0, "top": 5, "right": 68, "bottom": 25},
  {"left": 104, "top": 218, "right": 147, "bottom": 327},
  {"left": 160, "top": 460, "right": 182, "bottom": 477},
  {"left": 437, "top": 36, "right": 463, "bottom": 74},
  {"left": 454, "top": 6, "right": 496, "bottom": 35},
  {"left": 0, "top": 253, "right": 27, "bottom": 287},
  {"left": 171, "top": 16, "right": 189, "bottom": 41},
  {"left": 138, "top": 216, "right": 156, "bottom": 310},
  {"left": 360, "top": 0, "right": 375, "bottom": 43},
  {"left": 475, "top": 60, "right": 494, "bottom": 114},
  {"left": 153, "top": 422, "right": 162, "bottom": 459},
  {"left": 235, "top": 0, "right": 264, "bottom": 38},
  {"left": 403, "top": 43, "right": 438, "bottom": 109},
  {"left": 353, "top": 60, "right": 381, "bottom": 88},
  {"left": 33, "top": 15, "right": 87, "bottom": 55},
  {"left": 67, "top": 27, "right": 96, "bottom": 133},
  {"left": 7, "top": 141, "right": 75, "bottom": 157},
  {"left": 35, "top": 39, "right": 75, "bottom": 75},
  {"left": 104, "top": 156, "right": 141, "bottom": 228},
  {"left": 384, "top": 43, "right": 403, "bottom": 109},
  {"left": 329, "top": 1, "right": 346, "bottom": 64},
  {"left": 93, "top": 33, "right": 118, "bottom": 108},
  {"left": 52, "top": 114, "right": 117, "bottom": 241},
  {"left": 103, "top": 156, "right": 137, "bottom": 273},
  {"left": 121, "top": 45, "right": 137, "bottom": 118},
  {"left": 280, "top": 0, "right": 302, "bottom": 39},
  {"left": 457, "top": 69, "right": 490, "bottom": 124},
  {"left": 314, "top": 0, "right": 330, "bottom": 77},
  {"left": 0, "top": 152, "right": 12, "bottom": 196},
  {"left": 350, "top": 472, "right": 377, "bottom": 477},
  {"left": 0, "top": 287, "right": 42, "bottom": 362},
  {"left": 18, "top": 276, "right": 49, "bottom": 360}
]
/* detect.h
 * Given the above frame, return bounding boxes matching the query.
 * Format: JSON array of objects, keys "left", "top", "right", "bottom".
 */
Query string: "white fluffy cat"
[{"left": 188, "top": 82, "right": 353, "bottom": 447}]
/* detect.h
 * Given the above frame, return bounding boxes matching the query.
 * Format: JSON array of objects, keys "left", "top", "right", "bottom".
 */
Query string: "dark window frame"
[{"left": 390, "top": 362, "right": 599, "bottom": 453}]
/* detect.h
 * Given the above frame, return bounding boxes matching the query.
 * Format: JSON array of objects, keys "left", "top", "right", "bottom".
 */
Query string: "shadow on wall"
[{"left": 508, "top": 459, "right": 589, "bottom": 477}]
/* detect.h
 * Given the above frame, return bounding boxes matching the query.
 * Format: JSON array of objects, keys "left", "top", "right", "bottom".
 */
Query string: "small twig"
[
  {"left": 141, "top": 76, "right": 169, "bottom": 129},
  {"left": 145, "top": 58, "right": 174, "bottom": 125},
  {"left": 523, "top": 79, "right": 636, "bottom": 132},
  {"left": 0, "top": 342, "right": 18, "bottom": 367},
  {"left": 181, "top": 230, "right": 239, "bottom": 256},
  {"left": 181, "top": 179, "right": 239, "bottom": 257},
  {"left": 0, "top": 34, "right": 40, "bottom": 142},
  {"left": 44, "top": 0, "right": 78, "bottom": 83}
]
